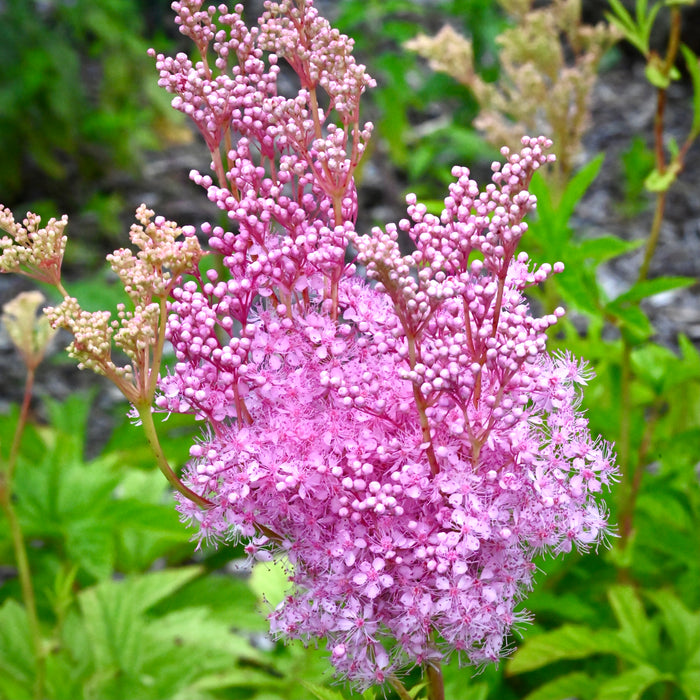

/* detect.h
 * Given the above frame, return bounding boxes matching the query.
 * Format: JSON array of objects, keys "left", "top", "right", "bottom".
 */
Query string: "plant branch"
[
  {"left": 135, "top": 403, "right": 213, "bottom": 508},
  {"left": 388, "top": 675, "right": 413, "bottom": 700},
  {"left": 637, "top": 190, "right": 666, "bottom": 282},
  {"left": 0, "top": 370, "right": 45, "bottom": 700},
  {"left": 426, "top": 663, "right": 445, "bottom": 700}
]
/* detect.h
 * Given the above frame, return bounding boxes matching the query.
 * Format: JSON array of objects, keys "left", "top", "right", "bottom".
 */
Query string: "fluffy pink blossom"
[{"left": 152, "top": 0, "right": 617, "bottom": 688}]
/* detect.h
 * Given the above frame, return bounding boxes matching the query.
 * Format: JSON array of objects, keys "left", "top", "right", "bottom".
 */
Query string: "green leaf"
[
  {"left": 507, "top": 625, "right": 617, "bottom": 674},
  {"left": 152, "top": 573, "right": 266, "bottom": 631},
  {"left": 606, "top": 0, "right": 648, "bottom": 55},
  {"left": 630, "top": 343, "right": 677, "bottom": 393},
  {"left": 607, "top": 305, "right": 654, "bottom": 343},
  {"left": 148, "top": 607, "right": 264, "bottom": 662},
  {"left": 645, "top": 160, "right": 682, "bottom": 192},
  {"left": 106, "top": 499, "right": 190, "bottom": 540},
  {"left": 681, "top": 44, "right": 700, "bottom": 138},
  {"left": 65, "top": 518, "right": 115, "bottom": 580},
  {"left": 529, "top": 171, "right": 554, "bottom": 227},
  {"left": 578, "top": 236, "right": 644, "bottom": 265},
  {"left": 679, "top": 661, "right": 700, "bottom": 700},
  {"left": 250, "top": 560, "right": 289, "bottom": 608},
  {"left": 595, "top": 665, "right": 672, "bottom": 700},
  {"left": 299, "top": 680, "right": 346, "bottom": 700},
  {"left": 526, "top": 590, "right": 600, "bottom": 625},
  {"left": 611, "top": 276, "right": 696, "bottom": 305},
  {"left": 644, "top": 590, "right": 700, "bottom": 663},
  {"left": 639, "top": 0, "right": 662, "bottom": 52},
  {"left": 555, "top": 154, "right": 604, "bottom": 229},
  {"left": 607, "top": 586, "right": 658, "bottom": 662},
  {"left": 78, "top": 567, "right": 202, "bottom": 672},
  {"left": 0, "top": 600, "right": 35, "bottom": 695},
  {"left": 79, "top": 580, "right": 147, "bottom": 673},
  {"left": 523, "top": 672, "right": 598, "bottom": 700},
  {"left": 190, "top": 667, "right": 284, "bottom": 693},
  {"left": 645, "top": 59, "right": 672, "bottom": 89},
  {"left": 556, "top": 268, "right": 601, "bottom": 315},
  {"left": 122, "top": 566, "right": 203, "bottom": 614}
]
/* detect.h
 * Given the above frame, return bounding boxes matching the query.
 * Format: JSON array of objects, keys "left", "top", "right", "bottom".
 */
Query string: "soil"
[{"left": 1, "top": 25, "right": 699, "bottom": 452}]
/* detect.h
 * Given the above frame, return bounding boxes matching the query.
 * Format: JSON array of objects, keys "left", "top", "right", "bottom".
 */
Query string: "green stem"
[
  {"left": 7, "top": 367, "right": 34, "bottom": 484},
  {"left": 616, "top": 4, "right": 685, "bottom": 580},
  {"left": 426, "top": 664, "right": 445, "bottom": 700},
  {"left": 0, "top": 494, "right": 46, "bottom": 699},
  {"left": 639, "top": 6, "right": 681, "bottom": 281},
  {"left": 618, "top": 403, "right": 660, "bottom": 582},
  {"left": 637, "top": 186, "right": 667, "bottom": 283},
  {"left": 135, "top": 403, "right": 213, "bottom": 508},
  {"left": 0, "top": 369, "right": 45, "bottom": 700},
  {"left": 388, "top": 675, "right": 413, "bottom": 700},
  {"left": 618, "top": 342, "right": 632, "bottom": 490}
]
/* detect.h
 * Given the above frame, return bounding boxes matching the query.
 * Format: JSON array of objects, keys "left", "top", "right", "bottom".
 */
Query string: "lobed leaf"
[
  {"left": 595, "top": 664, "right": 672, "bottom": 700},
  {"left": 607, "top": 585, "right": 658, "bottom": 662},
  {"left": 507, "top": 624, "right": 620, "bottom": 674},
  {"left": 611, "top": 276, "right": 696, "bottom": 305},
  {"left": 523, "top": 671, "right": 598, "bottom": 700},
  {"left": 681, "top": 44, "right": 700, "bottom": 138}
]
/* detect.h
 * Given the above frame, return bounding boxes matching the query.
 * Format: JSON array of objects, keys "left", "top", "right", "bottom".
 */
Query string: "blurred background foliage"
[{"left": 1, "top": 0, "right": 700, "bottom": 699}]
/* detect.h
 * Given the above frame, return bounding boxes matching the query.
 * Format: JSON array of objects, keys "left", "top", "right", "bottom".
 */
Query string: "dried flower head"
[
  {"left": 405, "top": 0, "right": 621, "bottom": 187},
  {"left": 1, "top": 291, "right": 57, "bottom": 370},
  {"left": 43, "top": 206, "right": 204, "bottom": 403},
  {"left": 0, "top": 206, "right": 67, "bottom": 287}
]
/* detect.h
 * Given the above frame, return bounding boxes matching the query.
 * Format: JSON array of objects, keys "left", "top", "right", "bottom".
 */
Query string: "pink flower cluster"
[{"left": 152, "top": 0, "right": 617, "bottom": 688}]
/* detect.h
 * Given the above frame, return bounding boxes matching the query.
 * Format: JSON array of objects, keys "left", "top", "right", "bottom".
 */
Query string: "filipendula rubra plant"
[{"left": 0, "top": 0, "right": 617, "bottom": 695}]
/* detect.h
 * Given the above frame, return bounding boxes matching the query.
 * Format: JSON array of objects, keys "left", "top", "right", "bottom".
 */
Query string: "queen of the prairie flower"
[{"left": 148, "top": 0, "right": 617, "bottom": 689}]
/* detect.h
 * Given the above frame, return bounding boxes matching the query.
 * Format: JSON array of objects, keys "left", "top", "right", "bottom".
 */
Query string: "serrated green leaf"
[
  {"left": 190, "top": 667, "right": 284, "bottom": 693},
  {"left": 630, "top": 343, "right": 677, "bottom": 393},
  {"left": 606, "top": 0, "right": 648, "bottom": 54},
  {"left": 526, "top": 591, "right": 599, "bottom": 625},
  {"left": 123, "top": 566, "right": 203, "bottom": 614},
  {"left": 595, "top": 664, "right": 671, "bottom": 700},
  {"left": 578, "top": 236, "right": 644, "bottom": 265},
  {"left": 0, "top": 600, "right": 35, "bottom": 692},
  {"left": 299, "top": 680, "right": 346, "bottom": 700},
  {"left": 637, "top": 490, "right": 693, "bottom": 535},
  {"left": 612, "top": 276, "right": 696, "bottom": 305},
  {"left": 555, "top": 267, "right": 601, "bottom": 314},
  {"left": 606, "top": 0, "right": 636, "bottom": 34},
  {"left": 106, "top": 499, "right": 190, "bottom": 539},
  {"left": 79, "top": 581, "right": 147, "bottom": 673},
  {"left": 65, "top": 518, "right": 115, "bottom": 580},
  {"left": 528, "top": 171, "right": 555, "bottom": 230},
  {"left": 607, "top": 305, "right": 654, "bottom": 343},
  {"left": 681, "top": 44, "right": 700, "bottom": 138},
  {"left": 607, "top": 586, "right": 657, "bottom": 661},
  {"left": 0, "top": 675, "right": 33, "bottom": 700},
  {"left": 148, "top": 607, "right": 264, "bottom": 662},
  {"left": 679, "top": 333, "right": 700, "bottom": 369},
  {"left": 151, "top": 573, "right": 265, "bottom": 631},
  {"left": 556, "top": 154, "right": 604, "bottom": 228},
  {"left": 44, "top": 649, "right": 88, "bottom": 700},
  {"left": 644, "top": 590, "right": 700, "bottom": 662},
  {"left": 523, "top": 671, "right": 598, "bottom": 700},
  {"left": 78, "top": 567, "right": 202, "bottom": 672},
  {"left": 507, "top": 625, "right": 612, "bottom": 674},
  {"left": 640, "top": 0, "right": 662, "bottom": 51}
]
